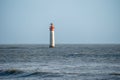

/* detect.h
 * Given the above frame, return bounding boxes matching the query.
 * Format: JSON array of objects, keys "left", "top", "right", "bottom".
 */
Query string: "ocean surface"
[{"left": 0, "top": 44, "right": 120, "bottom": 80}]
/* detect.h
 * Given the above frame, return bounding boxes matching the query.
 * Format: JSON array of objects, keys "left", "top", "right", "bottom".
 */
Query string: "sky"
[{"left": 0, "top": 0, "right": 120, "bottom": 44}]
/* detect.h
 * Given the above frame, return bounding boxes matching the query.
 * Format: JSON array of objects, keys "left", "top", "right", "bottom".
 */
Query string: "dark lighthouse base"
[{"left": 49, "top": 45, "right": 55, "bottom": 48}]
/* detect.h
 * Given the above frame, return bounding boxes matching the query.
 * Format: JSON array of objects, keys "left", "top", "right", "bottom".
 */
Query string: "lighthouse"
[{"left": 49, "top": 23, "right": 55, "bottom": 48}]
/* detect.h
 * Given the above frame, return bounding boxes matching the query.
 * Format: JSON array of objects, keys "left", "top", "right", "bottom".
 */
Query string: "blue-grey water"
[{"left": 0, "top": 44, "right": 120, "bottom": 80}]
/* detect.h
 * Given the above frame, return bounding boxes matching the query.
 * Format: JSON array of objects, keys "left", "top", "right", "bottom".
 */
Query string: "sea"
[{"left": 0, "top": 44, "right": 120, "bottom": 80}]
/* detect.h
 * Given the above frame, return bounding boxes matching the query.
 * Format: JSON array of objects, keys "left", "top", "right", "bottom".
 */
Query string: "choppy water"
[{"left": 0, "top": 44, "right": 120, "bottom": 80}]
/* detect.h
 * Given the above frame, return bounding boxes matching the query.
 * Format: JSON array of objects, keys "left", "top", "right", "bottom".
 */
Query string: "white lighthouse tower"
[{"left": 49, "top": 23, "right": 55, "bottom": 48}]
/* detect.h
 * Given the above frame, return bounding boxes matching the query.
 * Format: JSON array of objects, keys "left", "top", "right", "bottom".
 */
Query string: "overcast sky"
[{"left": 0, "top": 0, "right": 120, "bottom": 44}]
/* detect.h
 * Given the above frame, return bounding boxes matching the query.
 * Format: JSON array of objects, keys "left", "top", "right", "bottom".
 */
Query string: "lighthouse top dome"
[{"left": 51, "top": 23, "right": 53, "bottom": 25}]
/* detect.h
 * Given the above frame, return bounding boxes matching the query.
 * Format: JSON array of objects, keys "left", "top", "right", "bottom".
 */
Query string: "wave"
[
  {"left": 0, "top": 69, "right": 63, "bottom": 78},
  {"left": 21, "top": 72, "right": 63, "bottom": 78},
  {"left": 109, "top": 73, "right": 120, "bottom": 76},
  {"left": 1, "top": 69, "right": 120, "bottom": 79},
  {"left": 0, "top": 69, "right": 24, "bottom": 76},
  {"left": 66, "top": 53, "right": 84, "bottom": 57}
]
